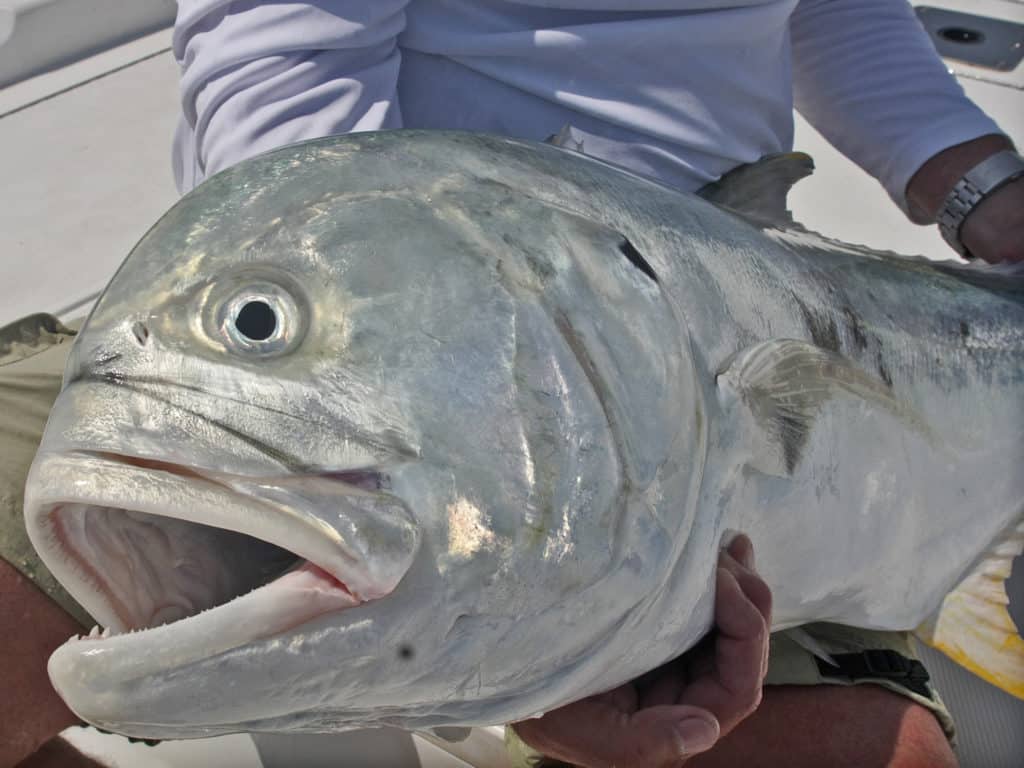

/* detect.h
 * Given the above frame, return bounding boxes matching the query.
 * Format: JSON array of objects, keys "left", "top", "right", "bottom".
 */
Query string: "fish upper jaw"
[{"left": 24, "top": 448, "right": 420, "bottom": 699}]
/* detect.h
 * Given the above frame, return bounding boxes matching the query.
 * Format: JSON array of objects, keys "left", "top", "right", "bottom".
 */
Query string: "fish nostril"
[{"left": 131, "top": 321, "right": 150, "bottom": 346}]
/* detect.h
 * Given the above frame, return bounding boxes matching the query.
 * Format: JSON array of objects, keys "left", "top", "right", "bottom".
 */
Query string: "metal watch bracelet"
[{"left": 937, "top": 149, "right": 1024, "bottom": 258}]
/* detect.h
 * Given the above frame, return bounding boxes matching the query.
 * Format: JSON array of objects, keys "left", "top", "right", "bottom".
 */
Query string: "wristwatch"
[{"left": 937, "top": 149, "right": 1024, "bottom": 258}]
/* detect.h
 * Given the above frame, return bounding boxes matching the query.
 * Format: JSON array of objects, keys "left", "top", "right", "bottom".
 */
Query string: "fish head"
[{"left": 25, "top": 132, "right": 707, "bottom": 737}]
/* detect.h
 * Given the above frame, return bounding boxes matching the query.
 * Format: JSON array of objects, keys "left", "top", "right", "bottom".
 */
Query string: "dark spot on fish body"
[
  {"left": 775, "top": 412, "right": 806, "bottom": 475},
  {"left": 875, "top": 353, "right": 893, "bottom": 388},
  {"left": 526, "top": 254, "right": 555, "bottom": 281},
  {"left": 398, "top": 644, "right": 415, "bottom": 661},
  {"left": 842, "top": 307, "right": 869, "bottom": 352},
  {"left": 959, "top": 321, "right": 971, "bottom": 340},
  {"left": 617, "top": 238, "right": 659, "bottom": 283},
  {"left": 796, "top": 299, "right": 841, "bottom": 354}
]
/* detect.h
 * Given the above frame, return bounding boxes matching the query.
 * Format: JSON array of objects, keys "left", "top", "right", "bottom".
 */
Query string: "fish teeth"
[{"left": 66, "top": 626, "right": 115, "bottom": 643}]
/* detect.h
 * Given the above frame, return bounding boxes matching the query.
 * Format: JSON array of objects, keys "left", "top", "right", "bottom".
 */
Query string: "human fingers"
[
  {"left": 674, "top": 539, "right": 772, "bottom": 734},
  {"left": 722, "top": 535, "right": 772, "bottom": 676},
  {"left": 513, "top": 699, "right": 720, "bottom": 768},
  {"left": 642, "top": 537, "right": 770, "bottom": 714},
  {"left": 639, "top": 660, "right": 687, "bottom": 708},
  {"left": 711, "top": 564, "right": 770, "bottom": 707}
]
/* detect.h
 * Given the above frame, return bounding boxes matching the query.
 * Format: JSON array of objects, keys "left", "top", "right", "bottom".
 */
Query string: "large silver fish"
[{"left": 24, "top": 131, "right": 1024, "bottom": 739}]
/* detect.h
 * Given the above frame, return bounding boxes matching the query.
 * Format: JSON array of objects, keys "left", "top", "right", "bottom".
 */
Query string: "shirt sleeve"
[
  {"left": 790, "top": 0, "right": 1005, "bottom": 215},
  {"left": 172, "top": 1, "right": 409, "bottom": 193}
]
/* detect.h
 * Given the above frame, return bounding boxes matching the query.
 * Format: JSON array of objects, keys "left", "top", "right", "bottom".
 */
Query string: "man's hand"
[
  {"left": 906, "top": 134, "right": 1024, "bottom": 264},
  {"left": 960, "top": 180, "right": 1024, "bottom": 264},
  {"left": 511, "top": 534, "right": 771, "bottom": 768}
]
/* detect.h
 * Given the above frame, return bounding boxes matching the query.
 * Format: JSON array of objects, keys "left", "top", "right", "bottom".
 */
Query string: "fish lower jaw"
[
  {"left": 55, "top": 559, "right": 360, "bottom": 656},
  {"left": 47, "top": 561, "right": 364, "bottom": 730}
]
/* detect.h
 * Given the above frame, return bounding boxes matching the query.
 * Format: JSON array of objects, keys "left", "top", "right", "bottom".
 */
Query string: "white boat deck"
[{"left": 1, "top": 1, "right": 1022, "bottom": 766}]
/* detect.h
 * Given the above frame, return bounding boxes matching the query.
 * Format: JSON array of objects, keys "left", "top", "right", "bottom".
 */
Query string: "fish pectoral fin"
[
  {"left": 716, "top": 339, "right": 928, "bottom": 477},
  {"left": 697, "top": 152, "right": 814, "bottom": 228},
  {"left": 915, "top": 512, "right": 1024, "bottom": 700}
]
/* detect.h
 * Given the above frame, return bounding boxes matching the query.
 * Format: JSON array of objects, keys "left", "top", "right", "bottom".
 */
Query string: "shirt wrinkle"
[{"left": 172, "top": 0, "right": 1003, "bottom": 208}]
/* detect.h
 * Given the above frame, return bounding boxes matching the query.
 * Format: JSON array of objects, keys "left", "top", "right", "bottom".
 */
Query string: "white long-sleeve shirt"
[{"left": 172, "top": 0, "right": 1002, "bottom": 212}]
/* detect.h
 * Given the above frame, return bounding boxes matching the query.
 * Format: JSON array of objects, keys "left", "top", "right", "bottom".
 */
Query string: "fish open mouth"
[
  {"left": 48, "top": 501, "right": 358, "bottom": 639},
  {"left": 26, "top": 451, "right": 420, "bottom": 656}
]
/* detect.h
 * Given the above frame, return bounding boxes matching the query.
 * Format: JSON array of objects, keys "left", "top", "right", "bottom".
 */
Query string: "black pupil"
[{"left": 235, "top": 300, "right": 277, "bottom": 341}]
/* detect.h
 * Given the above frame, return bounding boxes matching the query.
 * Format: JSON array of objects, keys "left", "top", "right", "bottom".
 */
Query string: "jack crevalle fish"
[{"left": 24, "top": 131, "right": 1024, "bottom": 739}]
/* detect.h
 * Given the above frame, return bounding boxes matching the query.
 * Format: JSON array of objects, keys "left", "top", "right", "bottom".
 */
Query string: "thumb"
[{"left": 602, "top": 706, "right": 721, "bottom": 767}]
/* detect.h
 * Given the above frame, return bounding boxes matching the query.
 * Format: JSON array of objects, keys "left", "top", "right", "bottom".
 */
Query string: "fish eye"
[
  {"left": 235, "top": 300, "right": 277, "bottom": 341},
  {"left": 208, "top": 274, "right": 308, "bottom": 357}
]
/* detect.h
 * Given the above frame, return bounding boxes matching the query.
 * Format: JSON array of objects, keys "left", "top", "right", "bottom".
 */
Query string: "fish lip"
[
  {"left": 25, "top": 450, "right": 420, "bottom": 635},
  {"left": 89, "top": 449, "right": 390, "bottom": 496}
]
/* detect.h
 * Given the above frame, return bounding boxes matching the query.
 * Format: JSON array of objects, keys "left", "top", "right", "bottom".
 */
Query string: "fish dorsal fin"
[
  {"left": 698, "top": 153, "right": 815, "bottom": 228},
  {"left": 915, "top": 512, "right": 1024, "bottom": 700},
  {"left": 716, "top": 339, "right": 931, "bottom": 477},
  {"left": 545, "top": 124, "right": 586, "bottom": 153}
]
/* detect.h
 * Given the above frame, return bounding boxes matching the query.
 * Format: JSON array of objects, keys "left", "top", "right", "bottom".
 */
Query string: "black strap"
[{"left": 816, "top": 649, "right": 933, "bottom": 699}]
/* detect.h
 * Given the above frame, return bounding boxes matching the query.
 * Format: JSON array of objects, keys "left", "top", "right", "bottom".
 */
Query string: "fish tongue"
[{"left": 218, "top": 474, "right": 420, "bottom": 600}]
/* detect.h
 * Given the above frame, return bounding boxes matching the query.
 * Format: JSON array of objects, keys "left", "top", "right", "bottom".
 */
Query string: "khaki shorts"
[
  {"left": 0, "top": 313, "right": 91, "bottom": 627},
  {"left": 0, "top": 314, "right": 955, "bottom": 753},
  {"left": 507, "top": 623, "right": 955, "bottom": 766}
]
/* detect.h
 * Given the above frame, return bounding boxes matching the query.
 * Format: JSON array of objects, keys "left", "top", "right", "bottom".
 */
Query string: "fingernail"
[
  {"left": 724, "top": 536, "right": 757, "bottom": 573},
  {"left": 741, "top": 542, "right": 755, "bottom": 570},
  {"left": 729, "top": 534, "right": 754, "bottom": 569},
  {"left": 675, "top": 716, "right": 718, "bottom": 754}
]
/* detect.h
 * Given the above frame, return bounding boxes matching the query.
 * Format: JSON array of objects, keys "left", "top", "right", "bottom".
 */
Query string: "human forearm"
[
  {"left": 905, "top": 134, "right": 1014, "bottom": 222},
  {"left": 0, "top": 560, "right": 83, "bottom": 766},
  {"left": 790, "top": 0, "right": 1003, "bottom": 214},
  {"left": 15, "top": 737, "right": 108, "bottom": 768},
  {"left": 906, "top": 135, "right": 1024, "bottom": 263}
]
